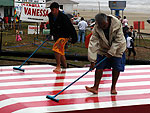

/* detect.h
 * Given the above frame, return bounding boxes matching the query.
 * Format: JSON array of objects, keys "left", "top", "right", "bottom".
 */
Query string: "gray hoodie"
[{"left": 88, "top": 15, "right": 126, "bottom": 62}]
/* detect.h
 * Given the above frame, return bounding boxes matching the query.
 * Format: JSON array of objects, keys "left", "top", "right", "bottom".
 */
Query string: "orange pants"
[{"left": 52, "top": 38, "right": 69, "bottom": 55}]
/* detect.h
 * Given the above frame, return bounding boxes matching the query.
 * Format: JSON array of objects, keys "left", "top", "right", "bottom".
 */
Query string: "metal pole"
[
  {"left": 98, "top": 1, "right": 100, "bottom": 13},
  {"left": 138, "top": 21, "right": 140, "bottom": 44},
  {"left": 37, "top": 22, "right": 38, "bottom": 39},
  {"left": 0, "top": 24, "right": 2, "bottom": 52},
  {"left": 14, "top": 0, "right": 16, "bottom": 32}
]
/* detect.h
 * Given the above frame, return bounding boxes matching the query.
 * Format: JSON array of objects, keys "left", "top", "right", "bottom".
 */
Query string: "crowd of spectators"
[
  {"left": 117, "top": 15, "right": 137, "bottom": 60},
  {"left": 0, "top": 14, "right": 15, "bottom": 30}
]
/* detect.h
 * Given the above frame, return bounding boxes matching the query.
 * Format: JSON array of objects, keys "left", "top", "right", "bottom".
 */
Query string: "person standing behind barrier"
[
  {"left": 0, "top": 14, "right": 2, "bottom": 29},
  {"left": 129, "top": 25, "right": 136, "bottom": 41},
  {"left": 77, "top": 17, "right": 88, "bottom": 43},
  {"left": 123, "top": 23, "right": 129, "bottom": 40},
  {"left": 85, "top": 13, "right": 126, "bottom": 94},
  {"left": 8, "top": 16, "right": 11, "bottom": 29},
  {"left": 48, "top": 2, "right": 77, "bottom": 72},
  {"left": 122, "top": 16, "right": 128, "bottom": 27},
  {"left": 122, "top": 16, "right": 129, "bottom": 40},
  {"left": 11, "top": 16, "right": 14, "bottom": 29},
  {"left": 4, "top": 16, "right": 8, "bottom": 30},
  {"left": 126, "top": 32, "right": 136, "bottom": 60}
]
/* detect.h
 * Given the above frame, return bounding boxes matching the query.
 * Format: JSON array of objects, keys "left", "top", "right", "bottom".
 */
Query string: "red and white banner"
[
  {"left": 20, "top": 6, "right": 50, "bottom": 22},
  {"left": 28, "top": 25, "right": 40, "bottom": 34}
]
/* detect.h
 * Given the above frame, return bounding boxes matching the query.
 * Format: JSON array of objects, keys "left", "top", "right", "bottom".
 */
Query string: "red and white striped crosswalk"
[{"left": 0, "top": 65, "right": 150, "bottom": 113}]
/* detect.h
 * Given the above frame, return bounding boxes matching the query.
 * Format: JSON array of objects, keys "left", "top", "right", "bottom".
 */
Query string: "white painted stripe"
[
  {"left": 0, "top": 84, "right": 98, "bottom": 94},
  {"left": 0, "top": 65, "right": 54, "bottom": 72},
  {"left": 0, "top": 69, "right": 92, "bottom": 75},
  {"left": 123, "top": 69, "right": 150, "bottom": 73},
  {"left": 0, "top": 69, "right": 53, "bottom": 74},
  {"left": 125, "top": 65, "right": 150, "bottom": 68},
  {"left": 1, "top": 72, "right": 150, "bottom": 87},
  {"left": 1, "top": 88, "right": 150, "bottom": 109},
  {"left": 0, "top": 64, "right": 149, "bottom": 71},
  {"left": 0, "top": 71, "right": 97, "bottom": 80},
  {"left": 12, "top": 98, "right": 150, "bottom": 113},
  {"left": 1, "top": 67, "right": 150, "bottom": 77},
  {"left": 0, "top": 65, "right": 52, "bottom": 70},
  {"left": 1, "top": 80, "right": 150, "bottom": 95},
  {"left": 0, "top": 66, "right": 90, "bottom": 74}
]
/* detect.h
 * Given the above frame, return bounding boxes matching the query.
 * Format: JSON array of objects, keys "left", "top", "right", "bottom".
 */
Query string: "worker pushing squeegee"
[
  {"left": 46, "top": 10, "right": 126, "bottom": 102},
  {"left": 46, "top": 57, "right": 107, "bottom": 102}
]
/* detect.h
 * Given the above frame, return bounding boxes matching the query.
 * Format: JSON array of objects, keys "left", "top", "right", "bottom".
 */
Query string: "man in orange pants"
[{"left": 48, "top": 2, "right": 77, "bottom": 72}]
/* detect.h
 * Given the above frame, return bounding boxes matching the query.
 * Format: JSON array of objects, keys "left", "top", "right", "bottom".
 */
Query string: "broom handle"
[
  {"left": 54, "top": 57, "right": 107, "bottom": 98},
  {"left": 19, "top": 40, "right": 47, "bottom": 68}
]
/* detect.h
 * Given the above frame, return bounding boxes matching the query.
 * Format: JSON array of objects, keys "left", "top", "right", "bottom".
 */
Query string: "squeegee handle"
[
  {"left": 19, "top": 40, "right": 47, "bottom": 68},
  {"left": 54, "top": 57, "right": 107, "bottom": 98}
]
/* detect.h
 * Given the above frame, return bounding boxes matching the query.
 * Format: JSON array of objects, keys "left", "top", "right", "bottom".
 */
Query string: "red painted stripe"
[
  {"left": 0, "top": 103, "right": 27, "bottom": 113},
  {"left": 1, "top": 93, "right": 150, "bottom": 113},
  {"left": 52, "top": 104, "right": 150, "bottom": 113},
  {"left": 0, "top": 70, "right": 94, "bottom": 77},
  {"left": 0, "top": 81, "right": 93, "bottom": 90},
  {"left": 0, "top": 94, "right": 11, "bottom": 101},
  {"left": 0, "top": 74, "right": 97, "bottom": 83},
  {"left": 1, "top": 68, "right": 150, "bottom": 78},
  {"left": 1, "top": 84, "right": 150, "bottom": 101}
]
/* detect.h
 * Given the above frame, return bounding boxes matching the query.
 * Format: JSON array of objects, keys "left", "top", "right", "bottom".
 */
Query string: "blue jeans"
[{"left": 78, "top": 30, "right": 85, "bottom": 43}]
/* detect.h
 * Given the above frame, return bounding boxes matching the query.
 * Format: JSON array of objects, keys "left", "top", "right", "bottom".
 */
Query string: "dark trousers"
[{"left": 127, "top": 48, "right": 136, "bottom": 56}]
